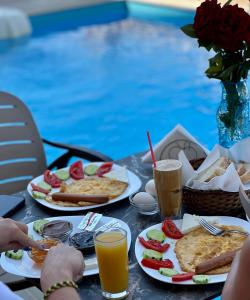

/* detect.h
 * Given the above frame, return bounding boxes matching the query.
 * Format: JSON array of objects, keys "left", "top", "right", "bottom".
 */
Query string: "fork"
[{"left": 199, "top": 218, "right": 249, "bottom": 237}]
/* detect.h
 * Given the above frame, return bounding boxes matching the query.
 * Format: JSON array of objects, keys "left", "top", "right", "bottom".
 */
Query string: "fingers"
[
  {"left": 12, "top": 229, "right": 43, "bottom": 250},
  {"left": 2, "top": 242, "right": 24, "bottom": 251},
  {"left": 14, "top": 221, "right": 28, "bottom": 234}
]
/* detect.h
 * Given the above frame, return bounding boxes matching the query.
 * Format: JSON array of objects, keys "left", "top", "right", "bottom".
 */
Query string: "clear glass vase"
[{"left": 216, "top": 80, "right": 250, "bottom": 148}]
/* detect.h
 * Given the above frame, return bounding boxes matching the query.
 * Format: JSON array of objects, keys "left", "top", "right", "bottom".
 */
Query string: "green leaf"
[
  {"left": 219, "top": 64, "right": 238, "bottom": 82},
  {"left": 198, "top": 40, "right": 213, "bottom": 51},
  {"left": 224, "top": 0, "right": 233, "bottom": 6},
  {"left": 212, "top": 45, "right": 221, "bottom": 53},
  {"left": 205, "top": 66, "right": 221, "bottom": 77},
  {"left": 180, "top": 24, "right": 197, "bottom": 38},
  {"left": 209, "top": 53, "right": 223, "bottom": 68},
  {"left": 244, "top": 46, "right": 250, "bottom": 59}
]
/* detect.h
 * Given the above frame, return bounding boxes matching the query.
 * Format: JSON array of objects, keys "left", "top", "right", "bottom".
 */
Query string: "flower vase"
[{"left": 216, "top": 80, "right": 250, "bottom": 148}]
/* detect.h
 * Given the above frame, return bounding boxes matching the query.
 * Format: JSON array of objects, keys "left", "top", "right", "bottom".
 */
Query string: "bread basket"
[{"left": 182, "top": 158, "right": 246, "bottom": 216}]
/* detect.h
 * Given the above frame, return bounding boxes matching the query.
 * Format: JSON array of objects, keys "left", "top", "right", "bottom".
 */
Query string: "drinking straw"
[{"left": 147, "top": 131, "right": 156, "bottom": 169}]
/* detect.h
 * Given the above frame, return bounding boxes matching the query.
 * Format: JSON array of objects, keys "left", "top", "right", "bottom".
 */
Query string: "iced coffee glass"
[{"left": 154, "top": 159, "right": 182, "bottom": 219}]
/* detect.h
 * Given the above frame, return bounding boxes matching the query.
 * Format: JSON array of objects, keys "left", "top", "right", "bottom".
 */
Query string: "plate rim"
[
  {"left": 135, "top": 216, "right": 250, "bottom": 285},
  {"left": 0, "top": 215, "right": 132, "bottom": 278},
  {"left": 27, "top": 162, "right": 142, "bottom": 211}
]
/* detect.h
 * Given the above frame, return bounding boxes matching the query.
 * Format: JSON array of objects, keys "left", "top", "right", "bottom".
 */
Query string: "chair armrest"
[{"left": 42, "top": 138, "right": 113, "bottom": 169}]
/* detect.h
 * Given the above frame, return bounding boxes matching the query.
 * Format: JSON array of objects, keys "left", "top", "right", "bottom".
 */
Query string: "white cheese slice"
[
  {"left": 103, "top": 167, "right": 128, "bottom": 183},
  {"left": 181, "top": 213, "right": 219, "bottom": 234}
]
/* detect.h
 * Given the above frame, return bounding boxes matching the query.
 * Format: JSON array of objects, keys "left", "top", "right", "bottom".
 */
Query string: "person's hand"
[
  {"left": 40, "top": 244, "right": 84, "bottom": 292},
  {"left": 0, "top": 218, "right": 42, "bottom": 252}
]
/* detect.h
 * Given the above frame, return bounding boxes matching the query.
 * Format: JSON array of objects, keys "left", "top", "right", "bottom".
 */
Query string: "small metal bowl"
[
  {"left": 40, "top": 220, "right": 73, "bottom": 242},
  {"left": 129, "top": 194, "right": 159, "bottom": 215}
]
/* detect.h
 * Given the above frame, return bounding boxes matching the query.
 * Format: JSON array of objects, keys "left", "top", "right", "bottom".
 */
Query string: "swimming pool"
[{"left": 0, "top": 2, "right": 237, "bottom": 163}]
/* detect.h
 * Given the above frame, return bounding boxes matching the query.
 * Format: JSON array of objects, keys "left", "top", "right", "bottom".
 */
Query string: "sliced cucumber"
[
  {"left": 192, "top": 275, "right": 209, "bottom": 284},
  {"left": 5, "top": 250, "right": 23, "bottom": 260},
  {"left": 56, "top": 169, "right": 70, "bottom": 181},
  {"left": 143, "top": 249, "right": 162, "bottom": 260},
  {"left": 33, "top": 219, "right": 49, "bottom": 234},
  {"left": 146, "top": 229, "right": 166, "bottom": 243},
  {"left": 159, "top": 268, "right": 178, "bottom": 277},
  {"left": 38, "top": 181, "right": 51, "bottom": 191},
  {"left": 32, "top": 191, "right": 46, "bottom": 199},
  {"left": 85, "top": 164, "right": 99, "bottom": 176}
]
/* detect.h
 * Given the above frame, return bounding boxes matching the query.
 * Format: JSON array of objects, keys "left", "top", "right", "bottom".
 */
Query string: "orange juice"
[{"left": 95, "top": 230, "right": 128, "bottom": 294}]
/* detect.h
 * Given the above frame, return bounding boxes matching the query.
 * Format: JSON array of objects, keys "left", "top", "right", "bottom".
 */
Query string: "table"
[{"left": 12, "top": 153, "right": 222, "bottom": 300}]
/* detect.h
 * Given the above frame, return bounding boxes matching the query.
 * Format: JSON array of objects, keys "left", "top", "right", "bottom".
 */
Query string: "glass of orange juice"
[{"left": 94, "top": 228, "right": 129, "bottom": 299}]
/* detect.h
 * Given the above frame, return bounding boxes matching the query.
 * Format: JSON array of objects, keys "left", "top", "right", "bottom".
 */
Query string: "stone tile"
[{"left": 15, "top": 287, "right": 43, "bottom": 300}]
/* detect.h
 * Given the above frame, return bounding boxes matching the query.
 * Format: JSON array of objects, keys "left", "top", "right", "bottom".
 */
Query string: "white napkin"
[
  {"left": 179, "top": 138, "right": 250, "bottom": 192},
  {"left": 142, "top": 124, "right": 208, "bottom": 163},
  {"left": 239, "top": 185, "right": 250, "bottom": 219}
]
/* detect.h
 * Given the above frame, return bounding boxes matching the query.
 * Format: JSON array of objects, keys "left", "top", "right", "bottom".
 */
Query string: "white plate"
[
  {"left": 27, "top": 162, "right": 141, "bottom": 211},
  {"left": 0, "top": 215, "right": 131, "bottom": 278},
  {"left": 135, "top": 216, "right": 250, "bottom": 285}
]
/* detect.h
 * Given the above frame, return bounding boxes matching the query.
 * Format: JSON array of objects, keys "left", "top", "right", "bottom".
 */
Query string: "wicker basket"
[{"left": 183, "top": 158, "right": 245, "bottom": 216}]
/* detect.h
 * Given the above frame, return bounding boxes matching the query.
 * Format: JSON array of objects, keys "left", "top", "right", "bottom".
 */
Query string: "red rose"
[
  {"left": 214, "top": 4, "right": 250, "bottom": 52},
  {"left": 193, "top": 0, "right": 221, "bottom": 44}
]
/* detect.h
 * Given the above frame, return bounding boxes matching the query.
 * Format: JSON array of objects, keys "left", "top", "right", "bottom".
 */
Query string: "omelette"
[
  {"left": 175, "top": 225, "right": 246, "bottom": 275},
  {"left": 46, "top": 177, "right": 128, "bottom": 207}
]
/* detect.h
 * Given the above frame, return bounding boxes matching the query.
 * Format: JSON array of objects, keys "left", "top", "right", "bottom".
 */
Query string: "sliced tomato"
[
  {"left": 141, "top": 258, "right": 174, "bottom": 270},
  {"left": 31, "top": 183, "right": 49, "bottom": 195},
  {"left": 96, "top": 162, "right": 113, "bottom": 177},
  {"left": 172, "top": 272, "right": 194, "bottom": 282},
  {"left": 44, "top": 170, "right": 62, "bottom": 188},
  {"left": 162, "top": 219, "right": 183, "bottom": 239},
  {"left": 139, "top": 237, "right": 170, "bottom": 253},
  {"left": 69, "top": 161, "right": 84, "bottom": 180}
]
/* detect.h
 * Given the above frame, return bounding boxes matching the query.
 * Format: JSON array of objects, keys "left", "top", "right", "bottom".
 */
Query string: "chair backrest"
[{"left": 0, "top": 91, "right": 46, "bottom": 194}]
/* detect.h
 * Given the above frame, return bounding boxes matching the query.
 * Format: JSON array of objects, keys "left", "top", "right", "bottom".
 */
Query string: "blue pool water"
[{"left": 0, "top": 2, "right": 236, "bottom": 163}]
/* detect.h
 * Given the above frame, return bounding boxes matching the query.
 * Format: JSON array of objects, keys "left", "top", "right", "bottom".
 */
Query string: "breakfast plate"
[
  {"left": 0, "top": 215, "right": 131, "bottom": 278},
  {"left": 27, "top": 162, "right": 141, "bottom": 211},
  {"left": 135, "top": 216, "right": 250, "bottom": 285}
]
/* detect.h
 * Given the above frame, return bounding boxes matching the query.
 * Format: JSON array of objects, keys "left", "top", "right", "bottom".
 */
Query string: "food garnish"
[
  {"left": 162, "top": 219, "right": 183, "bottom": 239},
  {"left": 37, "top": 181, "right": 52, "bottom": 192},
  {"left": 69, "top": 231, "right": 95, "bottom": 255},
  {"left": 69, "top": 161, "right": 84, "bottom": 180},
  {"left": 5, "top": 250, "right": 23, "bottom": 260},
  {"left": 84, "top": 164, "right": 99, "bottom": 176},
  {"left": 146, "top": 229, "right": 166, "bottom": 243},
  {"left": 31, "top": 183, "right": 49, "bottom": 195},
  {"left": 139, "top": 237, "right": 169, "bottom": 253},
  {"left": 143, "top": 249, "right": 163, "bottom": 260},
  {"left": 172, "top": 272, "right": 194, "bottom": 282},
  {"left": 32, "top": 191, "right": 46, "bottom": 199},
  {"left": 192, "top": 275, "right": 209, "bottom": 284},
  {"left": 33, "top": 219, "right": 49, "bottom": 234},
  {"left": 141, "top": 258, "right": 174, "bottom": 270},
  {"left": 44, "top": 170, "right": 62, "bottom": 188},
  {"left": 96, "top": 162, "right": 113, "bottom": 177},
  {"left": 55, "top": 169, "right": 70, "bottom": 181},
  {"left": 159, "top": 267, "right": 178, "bottom": 277}
]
